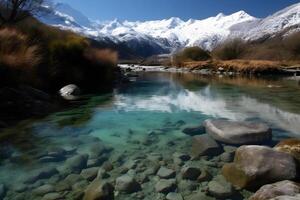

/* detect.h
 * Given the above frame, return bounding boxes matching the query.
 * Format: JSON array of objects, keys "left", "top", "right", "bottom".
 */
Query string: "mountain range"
[{"left": 38, "top": 2, "right": 300, "bottom": 58}]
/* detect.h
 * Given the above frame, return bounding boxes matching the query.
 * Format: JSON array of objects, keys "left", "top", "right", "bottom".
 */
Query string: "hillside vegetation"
[
  {"left": 170, "top": 32, "right": 300, "bottom": 73},
  {"left": 0, "top": 17, "right": 118, "bottom": 93}
]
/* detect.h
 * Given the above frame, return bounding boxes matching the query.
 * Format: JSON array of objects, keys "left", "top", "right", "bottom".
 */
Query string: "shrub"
[
  {"left": 0, "top": 28, "right": 40, "bottom": 69},
  {"left": 212, "top": 38, "right": 246, "bottom": 60},
  {"left": 172, "top": 46, "right": 210, "bottom": 67},
  {"left": 176, "top": 46, "right": 210, "bottom": 61},
  {"left": 0, "top": 28, "right": 41, "bottom": 86}
]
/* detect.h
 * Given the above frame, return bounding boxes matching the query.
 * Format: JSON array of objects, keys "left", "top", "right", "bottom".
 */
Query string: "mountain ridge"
[{"left": 38, "top": 2, "right": 300, "bottom": 58}]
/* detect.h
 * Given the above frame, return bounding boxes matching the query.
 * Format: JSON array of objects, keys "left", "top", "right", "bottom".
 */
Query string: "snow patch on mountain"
[{"left": 38, "top": 2, "right": 300, "bottom": 55}]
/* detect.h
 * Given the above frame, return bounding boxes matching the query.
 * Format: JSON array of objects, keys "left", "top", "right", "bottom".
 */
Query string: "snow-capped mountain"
[{"left": 38, "top": 2, "right": 300, "bottom": 57}]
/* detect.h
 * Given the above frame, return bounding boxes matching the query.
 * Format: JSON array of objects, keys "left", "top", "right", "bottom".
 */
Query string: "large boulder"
[
  {"left": 83, "top": 180, "right": 114, "bottom": 200},
  {"left": 270, "top": 195, "right": 300, "bottom": 200},
  {"left": 274, "top": 139, "right": 300, "bottom": 162},
  {"left": 204, "top": 120, "right": 272, "bottom": 145},
  {"left": 222, "top": 145, "right": 298, "bottom": 189},
  {"left": 59, "top": 84, "right": 81, "bottom": 100},
  {"left": 249, "top": 180, "right": 300, "bottom": 200},
  {"left": 191, "top": 134, "right": 222, "bottom": 157}
]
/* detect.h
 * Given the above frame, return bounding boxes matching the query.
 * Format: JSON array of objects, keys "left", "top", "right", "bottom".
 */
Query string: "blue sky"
[{"left": 55, "top": 0, "right": 300, "bottom": 21}]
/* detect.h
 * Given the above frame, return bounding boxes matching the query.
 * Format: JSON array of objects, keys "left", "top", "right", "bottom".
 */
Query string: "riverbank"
[{"left": 120, "top": 60, "right": 300, "bottom": 75}]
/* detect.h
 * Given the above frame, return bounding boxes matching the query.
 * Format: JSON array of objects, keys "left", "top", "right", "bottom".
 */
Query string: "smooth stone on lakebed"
[
  {"left": 222, "top": 145, "right": 297, "bottom": 189},
  {"left": 80, "top": 167, "right": 99, "bottom": 181},
  {"left": 64, "top": 154, "right": 88, "bottom": 174},
  {"left": 274, "top": 138, "right": 300, "bottom": 162},
  {"left": 191, "top": 134, "right": 222, "bottom": 157},
  {"left": 270, "top": 195, "right": 300, "bottom": 200},
  {"left": 181, "top": 166, "right": 201, "bottom": 180},
  {"left": 186, "top": 192, "right": 215, "bottom": 200},
  {"left": 33, "top": 184, "right": 55, "bottom": 196},
  {"left": 83, "top": 180, "right": 114, "bottom": 200},
  {"left": 249, "top": 180, "right": 300, "bottom": 200},
  {"left": 23, "top": 167, "right": 58, "bottom": 184},
  {"left": 204, "top": 119, "right": 272, "bottom": 145},
  {"left": 41, "top": 192, "right": 63, "bottom": 200},
  {"left": 155, "top": 179, "right": 176, "bottom": 194},
  {"left": 166, "top": 192, "right": 184, "bottom": 200},
  {"left": 182, "top": 125, "right": 205, "bottom": 136},
  {"left": 0, "top": 184, "right": 5, "bottom": 199},
  {"left": 157, "top": 167, "right": 176, "bottom": 179},
  {"left": 115, "top": 175, "right": 141, "bottom": 193},
  {"left": 208, "top": 175, "right": 234, "bottom": 198}
]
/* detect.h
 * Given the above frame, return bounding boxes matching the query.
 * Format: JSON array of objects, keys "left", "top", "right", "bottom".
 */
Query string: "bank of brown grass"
[
  {"left": 0, "top": 28, "right": 41, "bottom": 69},
  {"left": 178, "top": 59, "right": 300, "bottom": 73},
  {"left": 0, "top": 17, "right": 118, "bottom": 92}
]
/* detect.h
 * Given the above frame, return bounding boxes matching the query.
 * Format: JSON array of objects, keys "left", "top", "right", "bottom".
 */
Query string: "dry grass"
[
  {"left": 84, "top": 48, "right": 118, "bottom": 65},
  {"left": 177, "top": 59, "right": 300, "bottom": 73},
  {"left": 0, "top": 28, "right": 41, "bottom": 69},
  {"left": 213, "top": 60, "right": 283, "bottom": 73}
]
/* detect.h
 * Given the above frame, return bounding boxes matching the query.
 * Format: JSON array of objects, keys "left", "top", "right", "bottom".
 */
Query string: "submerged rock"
[
  {"left": 115, "top": 175, "right": 141, "bottom": 193},
  {"left": 155, "top": 179, "right": 176, "bottom": 194},
  {"left": 24, "top": 167, "right": 58, "bottom": 184},
  {"left": 204, "top": 119, "right": 272, "bottom": 145},
  {"left": 249, "top": 180, "right": 300, "bottom": 200},
  {"left": 81, "top": 167, "right": 99, "bottom": 181},
  {"left": 64, "top": 154, "right": 88, "bottom": 174},
  {"left": 181, "top": 165, "right": 201, "bottom": 180},
  {"left": 274, "top": 138, "right": 300, "bottom": 162},
  {"left": 33, "top": 184, "right": 55, "bottom": 196},
  {"left": 166, "top": 192, "right": 184, "bottom": 200},
  {"left": 182, "top": 125, "right": 205, "bottom": 136},
  {"left": 157, "top": 167, "right": 176, "bottom": 179},
  {"left": 269, "top": 195, "right": 300, "bottom": 200},
  {"left": 83, "top": 180, "right": 114, "bottom": 200},
  {"left": 186, "top": 192, "right": 215, "bottom": 200},
  {"left": 208, "top": 175, "right": 234, "bottom": 198},
  {"left": 191, "top": 134, "right": 222, "bottom": 157},
  {"left": 59, "top": 84, "right": 81, "bottom": 100},
  {"left": 222, "top": 145, "right": 297, "bottom": 189},
  {"left": 41, "top": 192, "right": 63, "bottom": 200},
  {"left": 0, "top": 184, "right": 5, "bottom": 200}
]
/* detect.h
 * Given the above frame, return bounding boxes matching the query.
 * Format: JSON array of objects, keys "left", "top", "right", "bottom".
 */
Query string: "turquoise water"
[{"left": 1, "top": 72, "right": 300, "bottom": 199}]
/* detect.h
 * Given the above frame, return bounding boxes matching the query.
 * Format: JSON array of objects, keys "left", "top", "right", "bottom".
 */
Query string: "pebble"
[
  {"left": 33, "top": 184, "right": 55, "bottom": 196},
  {"left": 157, "top": 167, "right": 176, "bottom": 179},
  {"left": 166, "top": 192, "right": 184, "bottom": 200},
  {"left": 155, "top": 179, "right": 176, "bottom": 194},
  {"left": 80, "top": 167, "right": 99, "bottom": 181},
  {"left": 115, "top": 175, "right": 141, "bottom": 193},
  {"left": 181, "top": 166, "right": 201, "bottom": 180},
  {"left": 208, "top": 175, "right": 234, "bottom": 198},
  {"left": 64, "top": 154, "right": 88, "bottom": 174},
  {"left": 24, "top": 167, "right": 58, "bottom": 184}
]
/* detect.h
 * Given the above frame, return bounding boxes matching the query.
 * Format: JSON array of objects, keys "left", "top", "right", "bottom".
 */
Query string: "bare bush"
[{"left": 0, "top": 0, "right": 44, "bottom": 24}]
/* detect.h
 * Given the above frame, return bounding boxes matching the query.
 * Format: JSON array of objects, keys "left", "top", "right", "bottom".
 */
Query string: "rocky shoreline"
[
  {"left": 1, "top": 117, "right": 299, "bottom": 200},
  {"left": 119, "top": 64, "right": 299, "bottom": 76}
]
